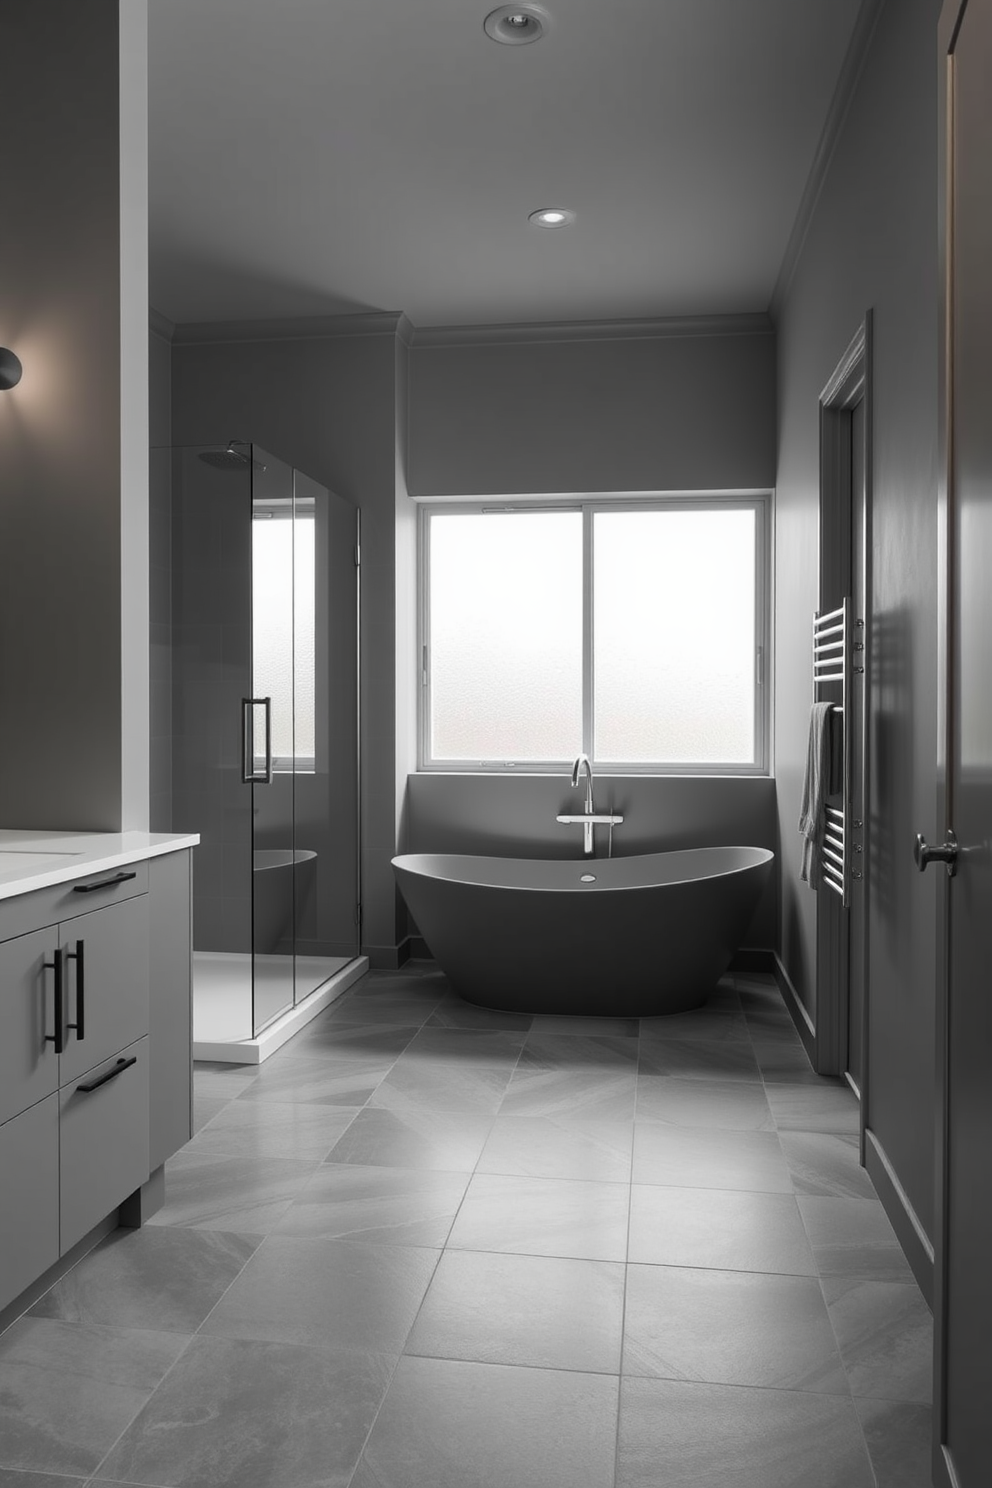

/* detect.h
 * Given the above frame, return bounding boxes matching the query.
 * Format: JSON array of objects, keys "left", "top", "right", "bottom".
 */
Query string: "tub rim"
[{"left": 392, "top": 845, "right": 773, "bottom": 894}]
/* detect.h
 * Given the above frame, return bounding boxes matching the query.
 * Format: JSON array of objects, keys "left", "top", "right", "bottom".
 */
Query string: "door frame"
[
  {"left": 933, "top": 3, "right": 964, "bottom": 1484},
  {"left": 815, "top": 314, "right": 873, "bottom": 1161}
]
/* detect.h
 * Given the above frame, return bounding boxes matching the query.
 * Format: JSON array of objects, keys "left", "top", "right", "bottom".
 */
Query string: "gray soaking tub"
[{"left": 392, "top": 846, "right": 773, "bottom": 1016}]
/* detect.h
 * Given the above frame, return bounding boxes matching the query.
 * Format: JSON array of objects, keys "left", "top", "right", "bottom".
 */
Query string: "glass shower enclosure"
[{"left": 167, "top": 442, "right": 360, "bottom": 1048}]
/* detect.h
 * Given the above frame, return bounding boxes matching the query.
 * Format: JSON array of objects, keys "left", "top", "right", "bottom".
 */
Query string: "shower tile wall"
[{"left": 171, "top": 453, "right": 253, "bottom": 953}]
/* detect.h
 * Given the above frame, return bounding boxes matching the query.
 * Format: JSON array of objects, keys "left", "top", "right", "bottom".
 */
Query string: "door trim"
[
  {"left": 933, "top": 4, "right": 964, "bottom": 1484},
  {"left": 814, "top": 315, "right": 873, "bottom": 1170}
]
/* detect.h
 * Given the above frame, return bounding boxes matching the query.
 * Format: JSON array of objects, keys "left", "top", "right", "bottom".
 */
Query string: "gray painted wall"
[
  {"left": 149, "top": 327, "right": 173, "bottom": 832},
  {"left": 0, "top": 0, "right": 149, "bottom": 831},
  {"left": 775, "top": 0, "right": 940, "bottom": 1239},
  {"left": 170, "top": 329, "right": 401, "bottom": 958},
  {"left": 406, "top": 773, "right": 778, "bottom": 949},
  {"left": 407, "top": 325, "right": 777, "bottom": 496}
]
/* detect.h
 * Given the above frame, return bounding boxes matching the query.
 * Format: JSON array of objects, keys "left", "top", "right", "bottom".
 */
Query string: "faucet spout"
[{"left": 570, "top": 753, "right": 594, "bottom": 814}]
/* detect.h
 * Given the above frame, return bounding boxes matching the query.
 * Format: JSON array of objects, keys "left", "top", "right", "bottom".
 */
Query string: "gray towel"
[{"left": 799, "top": 702, "right": 833, "bottom": 888}]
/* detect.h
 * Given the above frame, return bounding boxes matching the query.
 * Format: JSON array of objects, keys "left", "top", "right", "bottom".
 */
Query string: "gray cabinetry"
[
  {"left": 0, "top": 848, "right": 193, "bottom": 1317},
  {"left": 0, "top": 927, "right": 59, "bottom": 1126},
  {"left": 0, "top": 1096, "right": 59, "bottom": 1309}
]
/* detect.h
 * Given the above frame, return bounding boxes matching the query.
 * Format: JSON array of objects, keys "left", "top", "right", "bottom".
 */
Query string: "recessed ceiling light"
[
  {"left": 528, "top": 207, "right": 575, "bottom": 228},
  {"left": 484, "top": 5, "right": 551, "bottom": 45}
]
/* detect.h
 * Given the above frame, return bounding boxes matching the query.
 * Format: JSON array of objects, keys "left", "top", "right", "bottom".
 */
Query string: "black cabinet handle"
[
  {"left": 43, "top": 946, "right": 67, "bottom": 1054},
  {"left": 76, "top": 1055, "right": 136, "bottom": 1093},
  {"left": 67, "top": 939, "right": 85, "bottom": 1040},
  {"left": 73, "top": 870, "right": 137, "bottom": 894}
]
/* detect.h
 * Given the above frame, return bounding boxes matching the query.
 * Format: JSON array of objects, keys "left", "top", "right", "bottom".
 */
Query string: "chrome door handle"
[
  {"left": 241, "top": 697, "right": 273, "bottom": 783},
  {"left": 914, "top": 830, "right": 958, "bottom": 877}
]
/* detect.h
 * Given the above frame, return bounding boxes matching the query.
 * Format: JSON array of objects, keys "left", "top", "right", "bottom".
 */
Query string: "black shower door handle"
[{"left": 241, "top": 697, "right": 273, "bottom": 783}]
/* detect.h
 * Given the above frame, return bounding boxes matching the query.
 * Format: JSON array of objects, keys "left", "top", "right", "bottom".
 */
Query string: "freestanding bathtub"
[{"left": 392, "top": 847, "right": 773, "bottom": 1016}]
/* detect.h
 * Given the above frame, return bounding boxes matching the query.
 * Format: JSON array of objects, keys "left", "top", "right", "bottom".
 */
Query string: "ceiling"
[{"left": 148, "top": 0, "right": 865, "bottom": 330}]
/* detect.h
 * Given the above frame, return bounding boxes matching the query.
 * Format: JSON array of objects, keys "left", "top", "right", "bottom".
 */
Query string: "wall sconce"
[{"left": 0, "top": 348, "right": 23, "bottom": 389}]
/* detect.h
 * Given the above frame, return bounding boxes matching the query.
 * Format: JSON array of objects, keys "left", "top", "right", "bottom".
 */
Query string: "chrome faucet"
[
  {"left": 571, "top": 753, "right": 594, "bottom": 816},
  {"left": 557, "top": 753, "right": 624, "bottom": 857}
]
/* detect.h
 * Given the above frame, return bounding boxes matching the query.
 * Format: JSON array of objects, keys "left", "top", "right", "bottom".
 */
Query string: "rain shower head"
[{"left": 197, "top": 441, "right": 266, "bottom": 472}]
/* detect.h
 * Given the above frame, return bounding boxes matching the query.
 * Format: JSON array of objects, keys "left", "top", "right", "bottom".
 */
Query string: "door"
[
  {"left": 933, "top": 4, "right": 992, "bottom": 1483},
  {"left": 816, "top": 323, "right": 871, "bottom": 1095}
]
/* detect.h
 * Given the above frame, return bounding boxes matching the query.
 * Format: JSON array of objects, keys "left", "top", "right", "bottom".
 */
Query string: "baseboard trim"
[
  {"left": 365, "top": 939, "right": 414, "bottom": 971},
  {"left": 762, "top": 951, "right": 818, "bottom": 1066},
  {"left": 864, "top": 1128, "right": 935, "bottom": 1306}
]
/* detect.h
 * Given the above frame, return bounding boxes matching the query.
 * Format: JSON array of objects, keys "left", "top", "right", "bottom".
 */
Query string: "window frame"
[{"left": 417, "top": 493, "right": 771, "bottom": 776}]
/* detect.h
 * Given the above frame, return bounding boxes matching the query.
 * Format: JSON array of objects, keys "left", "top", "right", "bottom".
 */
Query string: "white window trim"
[{"left": 417, "top": 493, "right": 772, "bottom": 776}]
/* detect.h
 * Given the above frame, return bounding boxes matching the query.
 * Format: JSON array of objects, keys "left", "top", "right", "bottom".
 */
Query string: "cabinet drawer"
[
  {"left": 0, "top": 860, "right": 148, "bottom": 943},
  {"left": 57, "top": 895, "right": 149, "bottom": 1086},
  {"left": 0, "top": 928, "right": 60, "bottom": 1126},
  {"left": 60, "top": 1037, "right": 149, "bottom": 1254},
  {"left": 0, "top": 1096, "right": 59, "bottom": 1311}
]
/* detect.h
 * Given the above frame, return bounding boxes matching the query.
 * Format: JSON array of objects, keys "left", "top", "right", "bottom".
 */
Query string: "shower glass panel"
[
  {"left": 250, "top": 453, "right": 295, "bottom": 1033},
  {"left": 168, "top": 442, "right": 360, "bottom": 1046}
]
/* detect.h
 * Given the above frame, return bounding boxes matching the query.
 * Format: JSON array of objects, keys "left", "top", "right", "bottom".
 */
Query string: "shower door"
[{"left": 171, "top": 442, "right": 360, "bottom": 1046}]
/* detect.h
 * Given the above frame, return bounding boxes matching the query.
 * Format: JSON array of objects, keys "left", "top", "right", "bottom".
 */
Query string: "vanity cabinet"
[{"left": 0, "top": 847, "right": 192, "bottom": 1316}]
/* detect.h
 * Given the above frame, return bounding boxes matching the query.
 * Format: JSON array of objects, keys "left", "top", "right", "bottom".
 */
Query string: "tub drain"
[{"left": 580, "top": 873, "right": 596, "bottom": 882}]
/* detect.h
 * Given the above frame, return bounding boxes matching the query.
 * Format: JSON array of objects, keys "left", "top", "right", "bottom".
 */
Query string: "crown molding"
[
  {"left": 149, "top": 307, "right": 176, "bottom": 342},
  {"left": 170, "top": 310, "right": 405, "bottom": 346},
  {"left": 770, "top": 0, "right": 886, "bottom": 320},
  {"left": 407, "top": 311, "right": 773, "bottom": 349}
]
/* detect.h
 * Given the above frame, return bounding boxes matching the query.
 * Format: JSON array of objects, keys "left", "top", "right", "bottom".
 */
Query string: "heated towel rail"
[{"left": 812, "top": 598, "right": 864, "bottom": 906}]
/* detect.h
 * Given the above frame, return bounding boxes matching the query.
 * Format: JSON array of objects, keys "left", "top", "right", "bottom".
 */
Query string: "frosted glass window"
[
  {"left": 252, "top": 514, "right": 315, "bottom": 764},
  {"left": 429, "top": 511, "right": 583, "bottom": 760},
  {"left": 594, "top": 508, "right": 756, "bottom": 763}
]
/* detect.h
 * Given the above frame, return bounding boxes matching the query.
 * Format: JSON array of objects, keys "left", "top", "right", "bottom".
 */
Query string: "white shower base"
[{"left": 192, "top": 950, "right": 368, "bottom": 1064}]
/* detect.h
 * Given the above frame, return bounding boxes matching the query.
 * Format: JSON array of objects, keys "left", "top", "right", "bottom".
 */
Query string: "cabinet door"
[
  {"left": 60, "top": 1037, "right": 149, "bottom": 1254},
  {"left": 57, "top": 895, "right": 149, "bottom": 1086},
  {"left": 0, "top": 928, "right": 60, "bottom": 1127},
  {"left": 0, "top": 1095, "right": 59, "bottom": 1311}
]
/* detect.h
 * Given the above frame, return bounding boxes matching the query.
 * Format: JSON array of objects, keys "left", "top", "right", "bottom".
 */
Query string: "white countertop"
[{"left": 0, "top": 830, "right": 200, "bottom": 901}]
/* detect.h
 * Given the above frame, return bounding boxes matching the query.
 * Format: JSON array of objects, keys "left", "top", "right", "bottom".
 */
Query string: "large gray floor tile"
[
  {"left": 96, "top": 1334, "right": 391, "bottom": 1488},
  {"left": 186, "top": 1099, "right": 360, "bottom": 1160},
  {"left": 368, "top": 1056, "right": 512, "bottom": 1115},
  {"left": 822, "top": 1276, "right": 933, "bottom": 1401},
  {"left": 635, "top": 1076, "right": 775, "bottom": 1130},
  {"left": 855, "top": 1398, "right": 934, "bottom": 1488},
  {"left": 499, "top": 1065, "right": 637, "bottom": 1121},
  {"left": 148, "top": 1151, "right": 320, "bottom": 1234},
  {"left": 273, "top": 1163, "right": 470, "bottom": 1246},
  {"left": 425, "top": 997, "right": 533, "bottom": 1031},
  {"left": 192, "top": 1063, "right": 259, "bottom": 1100},
  {"left": 28, "top": 1227, "right": 258, "bottom": 1333},
  {"left": 638, "top": 1038, "right": 762, "bottom": 1084},
  {"left": 193, "top": 1095, "right": 228, "bottom": 1134},
  {"left": 447, "top": 1173, "right": 629, "bottom": 1261},
  {"left": 529, "top": 1013, "right": 639, "bottom": 1037},
  {"left": 521, "top": 1032, "right": 639, "bottom": 1068},
  {"left": 766, "top": 1082, "right": 860, "bottom": 1133},
  {"left": 617, "top": 1375, "right": 874, "bottom": 1487},
  {"left": 638, "top": 1004, "right": 749, "bottom": 1043},
  {"left": 0, "top": 1473, "right": 88, "bottom": 1486},
  {"left": 623, "top": 1263, "right": 847, "bottom": 1392},
  {"left": 200, "top": 1234, "right": 439, "bottom": 1354},
  {"left": 318, "top": 996, "right": 441, "bottom": 1029},
  {"left": 234, "top": 1055, "right": 388, "bottom": 1107},
  {"left": 798, "top": 1196, "right": 916, "bottom": 1281},
  {"left": 779, "top": 1130, "right": 877, "bottom": 1198},
  {"left": 350, "top": 1355, "right": 619, "bottom": 1488},
  {"left": 406, "top": 1249, "right": 624, "bottom": 1373},
  {"left": 0, "top": 1317, "right": 187, "bottom": 1478},
  {"left": 631, "top": 1122, "right": 792, "bottom": 1192},
  {"left": 279, "top": 1023, "right": 418, "bottom": 1060},
  {"left": 324, "top": 1105, "right": 494, "bottom": 1171},
  {"left": 628, "top": 1185, "right": 816, "bottom": 1274},
  {"left": 751, "top": 1039, "right": 822, "bottom": 1083},
  {"left": 478, "top": 1113, "right": 633, "bottom": 1182},
  {"left": 399, "top": 1026, "right": 528, "bottom": 1063}
]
